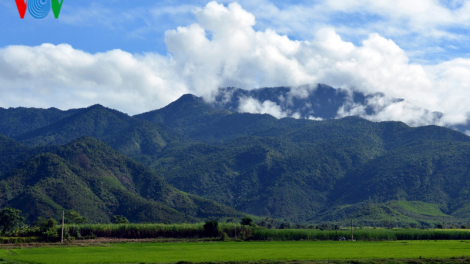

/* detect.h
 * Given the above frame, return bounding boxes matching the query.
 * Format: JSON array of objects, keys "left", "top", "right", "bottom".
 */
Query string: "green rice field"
[{"left": 1, "top": 240, "right": 470, "bottom": 264}]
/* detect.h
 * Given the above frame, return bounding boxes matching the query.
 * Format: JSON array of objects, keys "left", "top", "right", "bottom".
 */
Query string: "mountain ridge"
[{"left": 1, "top": 88, "right": 470, "bottom": 224}]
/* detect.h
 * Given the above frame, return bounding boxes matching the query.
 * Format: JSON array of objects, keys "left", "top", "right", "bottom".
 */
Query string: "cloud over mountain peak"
[{"left": 1, "top": 1, "right": 470, "bottom": 129}]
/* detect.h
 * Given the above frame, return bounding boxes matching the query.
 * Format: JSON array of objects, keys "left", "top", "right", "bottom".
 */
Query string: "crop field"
[
  {"left": 251, "top": 228, "right": 470, "bottom": 241},
  {"left": 1, "top": 240, "right": 470, "bottom": 264},
  {"left": 53, "top": 223, "right": 470, "bottom": 241}
]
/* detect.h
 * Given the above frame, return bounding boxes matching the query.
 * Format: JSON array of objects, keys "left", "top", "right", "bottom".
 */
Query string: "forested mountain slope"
[
  {"left": 140, "top": 100, "right": 470, "bottom": 222},
  {"left": 2, "top": 91, "right": 470, "bottom": 224},
  {"left": 0, "top": 137, "right": 243, "bottom": 223}
]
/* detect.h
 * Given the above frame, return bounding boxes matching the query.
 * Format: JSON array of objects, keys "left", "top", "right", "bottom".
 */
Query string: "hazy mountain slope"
[
  {"left": 210, "top": 85, "right": 462, "bottom": 134},
  {"left": 0, "top": 137, "right": 243, "bottom": 223},
  {"left": 210, "top": 84, "right": 396, "bottom": 120},
  {"left": 14, "top": 104, "right": 136, "bottom": 146},
  {"left": 0, "top": 107, "right": 82, "bottom": 138},
  {"left": 9, "top": 105, "right": 187, "bottom": 162}
]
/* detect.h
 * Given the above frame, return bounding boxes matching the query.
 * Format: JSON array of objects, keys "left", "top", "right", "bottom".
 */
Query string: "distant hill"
[{"left": 0, "top": 137, "right": 243, "bottom": 223}]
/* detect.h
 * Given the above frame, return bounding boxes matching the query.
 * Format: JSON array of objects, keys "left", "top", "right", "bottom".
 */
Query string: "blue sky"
[
  {"left": 2, "top": 0, "right": 469, "bottom": 62},
  {"left": 2, "top": 0, "right": 470, "bottom": 127}
]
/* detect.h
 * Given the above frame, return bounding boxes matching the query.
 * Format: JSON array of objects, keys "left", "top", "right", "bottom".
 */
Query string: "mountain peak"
[
  {"left": 133, "top": 93, "right": 233, "bottom": 139},
  {"left": 165, "top": 94, "right": 207, "bottom": 109},
  {"left": 177, "top": 94, "right": 202, "bottom": 102},
  {"left": 88, "top": 104, "right": 106, "bottom": 109}
]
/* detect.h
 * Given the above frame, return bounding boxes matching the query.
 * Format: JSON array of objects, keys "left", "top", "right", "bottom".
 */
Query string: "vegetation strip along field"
[
  {"left": 54, "top": 223, "right": 470, "bottom": 241},
  {"left": 1, "top": 241, "right": 470, "bottom": 264},
  {"left": 251, "top": 228, "right": 470, "bottom": 241}
]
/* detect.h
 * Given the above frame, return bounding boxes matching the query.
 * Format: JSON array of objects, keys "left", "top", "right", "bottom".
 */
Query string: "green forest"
[{"left": 1, "top": 94, "right": 470, "bottom": 226}]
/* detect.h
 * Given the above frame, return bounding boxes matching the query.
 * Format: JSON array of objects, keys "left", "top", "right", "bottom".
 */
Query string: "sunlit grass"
[{"left": 1, "top": 240, "right": 470, "bottom": 264}]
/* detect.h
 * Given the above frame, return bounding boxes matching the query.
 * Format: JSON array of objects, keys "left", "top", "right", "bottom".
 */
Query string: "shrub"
[
  {"left": 204, "top": 221, "right": 219, "bottom": 237},
  {"left": 70, "top": 227, "right": 82, "bottom": 239},
  {"left": 112, "top": 215, "right": 130, "bottom": 224},
  {"left": 36, "top": 217, "right": 57, "bottom": 237},
  {"left": 84, "top": 232, "right": 97, "bottom": 240},
  {"left": 241, "top": 217, "right": 253, "bottom": 226},
  {"left": 65, "top": 210, "right": 88, "bottom": 224},
  {"left": 258, "top": 221, "right": 267, "bottom": 228},
  {"left": 221, "top": 232, "right": 229, "bottom": 241}
]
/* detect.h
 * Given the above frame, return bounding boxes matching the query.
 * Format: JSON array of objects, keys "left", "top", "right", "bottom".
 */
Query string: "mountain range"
[
  {"left": 209, "top": 84, "right": 469, "bottom": 133},
  {"left": 1, "top": 84, "right": 470, "bottom": 225}
]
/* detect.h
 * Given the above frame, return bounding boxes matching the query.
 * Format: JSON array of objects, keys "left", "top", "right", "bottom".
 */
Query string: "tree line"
[{"left": 0, "top": 207, "right": 130, "bottom": 238}]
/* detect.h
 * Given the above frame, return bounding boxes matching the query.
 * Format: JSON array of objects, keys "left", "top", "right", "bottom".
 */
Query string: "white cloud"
[
  {"left": 0, "top": 44, "right": 188, "bottom": 114},
  {"left": 1, "top": 1, "right": 470, "bottom": 128},
  {"left": 238, "top": 97, "right": 287, "bottom": 119},
  {"left": 335, "top": 93, "right": 444, "bottom": 127},
  {"left": 308, "top": 116, "right": 324, "bottom": 121},
  {"left": 239, "top": 0, "right": 470, "bottom": 39},
  {"left": 229, "top": 0, "right": 470, "bottom": 66}
]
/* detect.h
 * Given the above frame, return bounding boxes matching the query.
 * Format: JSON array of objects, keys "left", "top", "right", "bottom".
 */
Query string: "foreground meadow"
[{"left": 1, "top": 240, "right": 470, "bottom": 264}]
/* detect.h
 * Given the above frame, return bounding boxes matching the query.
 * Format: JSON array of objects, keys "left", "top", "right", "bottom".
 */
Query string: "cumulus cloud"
[
  {"left": 0, "top": 44, "right": 189, "bottom": 114},
  {"left": 1, "top": 1, "right": 470, "bottom": 128}
]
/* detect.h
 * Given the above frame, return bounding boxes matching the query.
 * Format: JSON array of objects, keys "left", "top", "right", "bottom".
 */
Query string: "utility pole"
[
  {"left": 61, "top": 210, "right": 64, "bottom": 243},
  {"left": 351, "top": 219, "right": 354, "bottom": 241}
]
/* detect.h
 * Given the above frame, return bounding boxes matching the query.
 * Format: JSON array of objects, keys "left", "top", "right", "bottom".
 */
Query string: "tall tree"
[{"left": 0, "top": 208, "right": 24, "bottom": 236}]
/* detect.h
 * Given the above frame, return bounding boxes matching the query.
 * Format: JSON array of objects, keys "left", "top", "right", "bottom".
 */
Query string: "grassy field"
[{"left": 1, "top": 241, "right": 470, "bottom": 264}]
